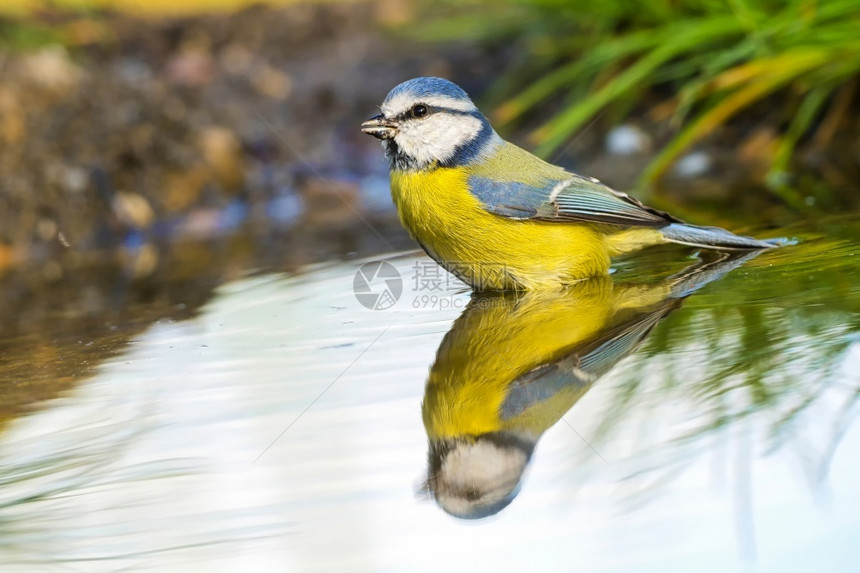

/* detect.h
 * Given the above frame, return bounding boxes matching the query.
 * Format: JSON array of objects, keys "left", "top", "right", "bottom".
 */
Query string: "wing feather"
[
  {"left": 469, "top": 173, "right": 680, "bottom": 227},
  {"left": 498, "top": 301, "right": 677, "bottom": 421}
]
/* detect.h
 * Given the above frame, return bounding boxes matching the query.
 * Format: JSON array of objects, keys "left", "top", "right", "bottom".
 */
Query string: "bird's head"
[
  {"left": 361, "top": 77, "right": 500, "bottom": 171},
  {"left": 423, "top": 433, "right": 534, "bottom": 520}
]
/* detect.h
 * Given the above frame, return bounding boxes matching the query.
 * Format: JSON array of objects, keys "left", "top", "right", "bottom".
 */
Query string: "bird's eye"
[{"left": 411, "top": 104, "right": 429, "bottom": 118}]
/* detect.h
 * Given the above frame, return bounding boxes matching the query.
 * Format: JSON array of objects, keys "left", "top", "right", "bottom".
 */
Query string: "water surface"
[{"left": 1, "top": 216, "right": 859, "bottom": 572}]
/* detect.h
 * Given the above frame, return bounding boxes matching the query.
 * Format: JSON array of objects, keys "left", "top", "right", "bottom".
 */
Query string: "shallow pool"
[{"left": 1, "top": 216, "right": 859, "bottom": 572}]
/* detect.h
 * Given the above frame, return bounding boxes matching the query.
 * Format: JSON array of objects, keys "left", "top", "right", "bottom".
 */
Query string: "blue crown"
[{"left": 384, "top": 77, "right": 471, "bottom": 104}]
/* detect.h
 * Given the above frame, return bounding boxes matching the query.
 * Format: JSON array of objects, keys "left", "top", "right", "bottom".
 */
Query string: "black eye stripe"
[
  {"left": 434, "top": 107, "right": 473, "bottom": 116},
  {"left": 395, "top": 106, "right": 477, "bottom": 121}
]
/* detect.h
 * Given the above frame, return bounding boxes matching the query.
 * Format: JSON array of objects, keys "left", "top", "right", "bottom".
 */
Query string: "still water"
[{"left": 1, "top": 217, "right": 859, "bottom": 571}]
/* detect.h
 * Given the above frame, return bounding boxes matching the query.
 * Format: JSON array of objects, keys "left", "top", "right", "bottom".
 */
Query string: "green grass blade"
[{"left": 641, "top": 49, "right": 832, "bottom": 185}]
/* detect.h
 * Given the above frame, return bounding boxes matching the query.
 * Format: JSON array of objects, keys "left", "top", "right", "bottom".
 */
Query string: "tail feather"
[
  {"left": 661, "top": 223, "right": 777, "bottom": 250},
  {"left": 666, "top": 250, "right": 764, "bottom": 298}
]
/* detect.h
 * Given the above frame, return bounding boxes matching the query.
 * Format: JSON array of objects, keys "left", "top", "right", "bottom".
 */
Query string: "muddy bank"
[{"left": 3, "top": 4, "right": 439, "bottom": 265}]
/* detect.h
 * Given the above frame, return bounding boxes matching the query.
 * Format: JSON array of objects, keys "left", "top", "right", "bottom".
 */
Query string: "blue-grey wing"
[
  {"left": 499, "top": 302, "right": 677, "bottom": 421},
  {"left": 468, "top": 173, "right": 680, "bottom": 227}
]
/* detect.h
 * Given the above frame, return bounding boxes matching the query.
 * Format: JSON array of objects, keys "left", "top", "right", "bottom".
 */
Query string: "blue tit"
[
  {"left": 361, "top": 77, "right": 777, "bottom": 290},
  {"left": 421, "top": 252, "right": 760, "bottom": 518}
]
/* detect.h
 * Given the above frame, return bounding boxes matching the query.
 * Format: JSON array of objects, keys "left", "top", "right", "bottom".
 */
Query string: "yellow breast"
[
  {"left": 422, "top": 277, "right": 678, "bottom": 440},
  {"left": 391, "top": 167, "right": 614, "bottom": 289}
]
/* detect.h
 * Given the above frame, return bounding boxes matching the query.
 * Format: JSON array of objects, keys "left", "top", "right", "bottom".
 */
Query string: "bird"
[
  {"left": 361, "top": 77, "right": 778, "bottom": 290},
  {"left": 421, "top": 252, "right": 760, "bottom": 519}
]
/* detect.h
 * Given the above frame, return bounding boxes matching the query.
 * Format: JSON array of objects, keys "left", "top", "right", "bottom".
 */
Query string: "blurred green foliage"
[
  {"left": 415, "top": 0, "right": 860, "bottom": 192},
  {"left": 0, "top": 18, "right": 66, "bottom": 51}
]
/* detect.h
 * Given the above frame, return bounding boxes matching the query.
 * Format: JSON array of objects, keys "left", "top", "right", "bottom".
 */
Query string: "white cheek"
[{"left": 395, "top": 115, "right": 483, "bottom": 166}]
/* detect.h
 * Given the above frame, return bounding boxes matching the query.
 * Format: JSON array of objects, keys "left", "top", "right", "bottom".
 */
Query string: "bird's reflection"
[{"left": 421, "top": 253, "right": 758, "bottom": 519}]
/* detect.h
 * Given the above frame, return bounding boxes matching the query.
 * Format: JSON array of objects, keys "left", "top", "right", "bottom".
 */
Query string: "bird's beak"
[{"left": 361, "top": 114, "right": 398, "bottom": 140}]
